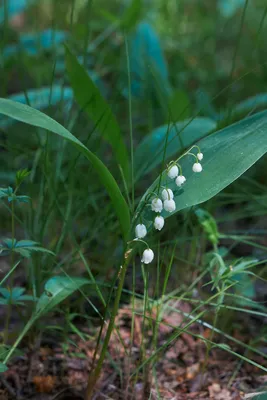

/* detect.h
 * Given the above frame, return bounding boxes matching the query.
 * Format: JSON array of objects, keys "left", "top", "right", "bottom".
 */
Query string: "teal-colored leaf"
[
  {"left": 15, "top": 240, "right": 39, "bottom": 248},
  {"left": 234, "top": 93, "right": 267, "bottom": 115},
  {"left": 0, "top": 187, "right": 13, "bottom": 198},
  {"left": 3, "top": 29, "right": 67, "bottom": 57},
  {"left": 36, "top": 276, "right": 90, "bottom": 315},
  {"left": 125, "top": 21, "right": 171, "bottom": 98},
  {"left": 0, "top": 86, "right": 73, "bottom": 129},
  {"left": 0, "top": 288, "right": 11, "bottom": 299},
  {"left": 135, "top": 117, "right": 216, "bottom": 179},
  {"left": 0, "top": 363, "right": 8, "bottom": 373},
  {"left": 251, "top": 392, "right": 267, "bottom": 400},
  {"left": 65, "top": 46, "right": 129, "bottom": 180},
  {"left": 232, "top": 273, "right": 256, "bottom": 303},
  {"left": 0, "top": 287, "right": 34, "bottom": 304},
  {"left": 0, "top": 98, "right": 130, "bottom": 241},
  {"left": 195, "top": 89, "right": 219, "bottom": 120},
  {"left": 15, "top": 195, "right": 30, "bottom": 203},
  {"left": 2, "top": 238, "right": 16, "bottom": 249},
  {"left": 8, "top": 287, "right": 25, "bottom": 299},
  {"left": 0, "top": 0, "right": 37, "bottom": 24},
  {"left": 218, "top": 0, "right": 246, "bottom": 18},
  {"left": 0, "top": 239, "right": 54, "bottom": 258},
  {"left": 20, "top": 29, "right": 67, "bottom": 51},
  {"left": 135, "top": 111, "right": 267, "bottom": 230},
  {"left": 14, "top": 246, "right": 54, "bottom": 258}
]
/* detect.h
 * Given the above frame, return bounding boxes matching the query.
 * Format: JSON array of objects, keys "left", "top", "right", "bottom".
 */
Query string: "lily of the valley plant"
[{"left": 134, "top": 146, "right": 203, "bottom": 264}]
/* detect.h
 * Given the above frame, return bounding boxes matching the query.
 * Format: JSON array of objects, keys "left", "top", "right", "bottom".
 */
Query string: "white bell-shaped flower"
[
  {"left": 167, "top": 165, "right": 179, "bottom": 179},
  {"left": 151, "top": 198, "right": 163, "bottom": 213},
  {"left": 164, "top": 199, "right": 176, "bottom": 212},
  {"left": 175, "top": 175, "right": 186, "bottom": 187},
  {"left": 192, "top": 162, "right": 202, "bottom": 173},
  {"left": 141, "top": 248, "right": 154, "bottom": 264},
  {"left": 162, "top": 188, "right": 174, "bottom": 201},
  {"left": 135, "top": 224, "right": 147, "bottom": 238},
  {"left": 154, "top": 216, "right": 164, "bottom": 231},
  {"left": 197, "top": 152, "right": 203, "bottom": 161}
]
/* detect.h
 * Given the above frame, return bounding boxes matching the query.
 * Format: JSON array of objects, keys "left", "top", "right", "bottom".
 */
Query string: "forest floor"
[{"left": 0, "top": 301, "right": 265, "bottom": 400}]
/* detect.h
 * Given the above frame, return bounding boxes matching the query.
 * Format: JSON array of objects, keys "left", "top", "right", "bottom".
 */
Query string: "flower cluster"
[{"left": 134, "top": 147, "right": 204, "bottom": 264}]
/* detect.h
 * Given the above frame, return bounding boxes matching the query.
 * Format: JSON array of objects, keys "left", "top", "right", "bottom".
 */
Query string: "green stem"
[
  {"left": 84, "top": 250, "right": 132, "bottom": 399},
  {"left": 201, "top": 280, "right": 224, "bottom": 378},
  {"left": 3, "top": 200, "right": 15, "bottom": 344},
  {"left": 125, "top": 35, "right": 135, "bottom": 212}
]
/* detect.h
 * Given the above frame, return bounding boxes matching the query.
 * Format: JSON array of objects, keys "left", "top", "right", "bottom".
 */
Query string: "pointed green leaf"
[
  {"left": 0, "top": 98, "right": 130, "bottom": 241},
  {"left": 65, "top": 46, "right": 129, "bottom": 180},
  {"left": 135, "top": 111, "right": 267, "bottom": 229},
  {"left": 15, "top": 240, "right": 39, "bottom": 248},
  {"left": 120, "top": 0, "right": 143, "bottom": 31},
  {"left": 36, "top": 276, "right": 90, "bottom": 315}
]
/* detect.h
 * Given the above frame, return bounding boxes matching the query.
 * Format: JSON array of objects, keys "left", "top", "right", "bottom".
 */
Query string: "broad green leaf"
[
  {"left": 135, "top": 111, "right": 267, "bottom": 229},
  {"left": 36, "top": 276, "right": 90, "bottom": 315},
  {"left": 0, "top": 98, "right": 130, "bottom": 241},
  {"left": 65, "top": 46, "right": 129, "bottom": 180},
  {"left": 135, "top": 117, "right": 216, "bottom": 179}
]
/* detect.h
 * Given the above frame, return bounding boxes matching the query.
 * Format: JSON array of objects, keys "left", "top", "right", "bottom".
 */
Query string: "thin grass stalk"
[{"left": 84, "top": 249, "right": 132, "bottom": 399}]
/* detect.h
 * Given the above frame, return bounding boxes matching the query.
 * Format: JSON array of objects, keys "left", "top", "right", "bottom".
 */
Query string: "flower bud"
[
  {"left": 192, "top": 163, "right": 202, "bottom": 172},
  {"left": 167, "top": 165, "right": 179, "bottom": 179},
  {"left": 135, "top": 224, "right": 147, "bottom": 239},
  {"left": 197, "top": 152, "right": 203, "bottom": 161},
  {"left": 154, "top": 216, "right": 164, "bottom": 231},
  {"left": 151, "top": 198, "right": 163, "bottom": 213},
  {"left": 141, "top": 248, "right": 154, "bottom": 264},
  {"left": 164, "top": 199, "right": 176, "bottom": 212},
  {"left": 162, "top": 188, "right": 174, "bottom": 201},
  {"left": 175, "top": 175, "right": 186, "bottom": 187}
]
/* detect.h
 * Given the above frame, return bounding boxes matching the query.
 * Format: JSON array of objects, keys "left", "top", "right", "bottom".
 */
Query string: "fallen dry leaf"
[
  {"left": 186, "top": 363, "right": 200, "bottom": 380},
  {"left": 33, "top": 375, "right": 56, "bottom": 393},
  {"left": 208, "top": 383, "right": 232, "bottom": 399}
]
